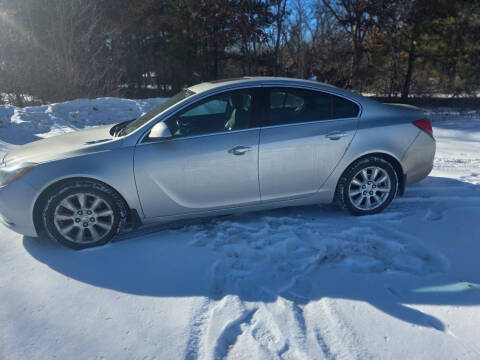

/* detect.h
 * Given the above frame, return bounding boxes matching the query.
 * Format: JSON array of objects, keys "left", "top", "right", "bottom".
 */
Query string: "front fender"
[{"left": 24, "top": 147, "right": 142, "bottom": 220}]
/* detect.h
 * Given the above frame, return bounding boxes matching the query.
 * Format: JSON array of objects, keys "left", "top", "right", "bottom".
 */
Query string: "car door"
[
  {"left": 259, "top": 87, "right": 360, "bottom": 201},
  {"left": 134, "top": 88, "right": 261, "bottom": 218}
]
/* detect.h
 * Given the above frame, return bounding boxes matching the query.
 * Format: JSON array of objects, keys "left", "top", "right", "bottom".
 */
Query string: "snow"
[
  {"left": 0, "top": 99, "right": 479, "bottom": 359},
  {"left": 0, "top": 97, "right": 165, "bottom": 146}
]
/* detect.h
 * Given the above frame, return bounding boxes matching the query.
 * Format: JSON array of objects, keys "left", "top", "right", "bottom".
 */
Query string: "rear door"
[{"left": 259, "top": 87, "right": 359, "bottom": 201}]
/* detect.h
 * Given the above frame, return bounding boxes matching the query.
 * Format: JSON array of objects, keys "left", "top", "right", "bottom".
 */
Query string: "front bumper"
[{"left": 0, "top": 179, "right": 39, "bottom": 237}]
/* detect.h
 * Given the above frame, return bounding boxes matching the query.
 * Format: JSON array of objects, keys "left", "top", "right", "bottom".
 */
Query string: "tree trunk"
[
  {"left": 273, "top": 0, "right": 286, "bottom": 76},
  {"left": 212, "top": 24, "right": 219, "bottom": 80},
  {"left": 14, "top": 93, "right": 24, "bottom": 107},
  {"left": 402, "top": 36, "right": 416, "bottom": 102},
  {"left": 351, "top": 39, "right": 362, "bottom": 89}
]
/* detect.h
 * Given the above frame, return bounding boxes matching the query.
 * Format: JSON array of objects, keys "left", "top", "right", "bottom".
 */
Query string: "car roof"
[
  {"left": 187, "top": 76, "right": 387, "bottom": 115},
  {"left": 188, "top": 76, "right": 341, "bottom": 94}
]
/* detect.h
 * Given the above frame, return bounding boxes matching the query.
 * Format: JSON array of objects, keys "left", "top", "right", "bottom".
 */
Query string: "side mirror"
[{"left": 149, "top": 122, "right": 172, "bottom": 141}]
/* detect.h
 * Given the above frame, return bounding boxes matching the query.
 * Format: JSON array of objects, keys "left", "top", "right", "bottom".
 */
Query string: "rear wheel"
[
  {"left": 43, "top": 181, "right": 126, "bottom": 249},
  {"left": 336, "top": 157, "right": 398, "bottom": 216}
]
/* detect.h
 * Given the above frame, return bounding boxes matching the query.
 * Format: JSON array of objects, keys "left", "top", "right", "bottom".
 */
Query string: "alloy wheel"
[
  {"left": 53, "top": 192, "right": 114, "bottom": 244},
  {"left": 348, "top": 166, "right": 392, "bottom": 211}
]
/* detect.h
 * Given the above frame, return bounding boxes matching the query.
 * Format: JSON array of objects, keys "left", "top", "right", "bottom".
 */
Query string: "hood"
[{"left": 2, "top": 125, "right": 120, "bottom": 165}]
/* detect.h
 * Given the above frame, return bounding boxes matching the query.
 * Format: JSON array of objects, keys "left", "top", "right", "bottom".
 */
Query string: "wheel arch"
[
  {"left": 33, "top": 176, "right": 134, "bottom": 235},
  {"left": 337, "top": 152, "right": 405, "bottom": 196}
]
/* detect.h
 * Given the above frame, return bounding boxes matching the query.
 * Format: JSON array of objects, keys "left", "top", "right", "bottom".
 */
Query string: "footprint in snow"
[{"left": 424, "top": 209, "right": 443, "bottom": 221}]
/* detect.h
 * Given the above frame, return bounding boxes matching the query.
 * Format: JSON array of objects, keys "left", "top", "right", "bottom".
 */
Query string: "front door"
[{"left": 134, "top": 88, "right": 261, "bottom": 218}]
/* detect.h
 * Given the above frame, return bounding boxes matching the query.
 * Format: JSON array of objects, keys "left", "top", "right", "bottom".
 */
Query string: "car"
[{"left": 0, "top": 77, "right": 435, "bottom": 249}]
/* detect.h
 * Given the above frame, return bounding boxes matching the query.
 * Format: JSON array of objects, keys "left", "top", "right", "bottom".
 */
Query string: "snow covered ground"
[{"left": 0, "top": 98, "right": 479, "bottom": 359}]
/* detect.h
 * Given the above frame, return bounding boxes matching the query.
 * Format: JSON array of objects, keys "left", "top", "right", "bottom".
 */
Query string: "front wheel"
[
  {"left": 336, "top": 157, "right": 398, "bottom": 216},
  {"left": 42, "top": 181, "right": 126, "bottom": 250}
]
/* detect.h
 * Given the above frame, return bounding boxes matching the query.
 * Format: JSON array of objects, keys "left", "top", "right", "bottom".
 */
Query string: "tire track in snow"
[
  {"left": 201, "top": 296, "right": 259, "bottom": 360},
  {"left": 185, "top": 261, "right": 224, "bottom": 360},
  {"left": 185, "top": 297, "right": 212, "bottom": 360},
  {"left": 306, "top": 297, "right": 373, "bottom": 360},
  {"left": 179, "top": 171, "right": 466, "bottom": 359},
  {"left": 185, "top": 261, "right": 260, "bottom": 360},
  {"left": 249, "top": 295, "right": 312, "bottom": 359},
  {"left": 313, "top": 328, "right": 336, "bottom": 360},
  {"left": 247, "top": 294, "right": 291, "bottom": 358},
  {"left": 212, "top": 307, "right": 258, "bottom": 360}
]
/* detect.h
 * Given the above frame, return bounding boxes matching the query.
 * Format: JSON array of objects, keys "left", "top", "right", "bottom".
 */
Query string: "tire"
[
  {"left": 335, "top": 157, "right": 398, "bottom": 216},
  {"left": 42, "top": 181, "right": 127, "bottom": 250}
]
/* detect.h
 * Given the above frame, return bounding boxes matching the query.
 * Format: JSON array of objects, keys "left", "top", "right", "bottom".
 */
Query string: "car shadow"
[{"left": 23, "top": 176, "right": 480, "bottom": 332}]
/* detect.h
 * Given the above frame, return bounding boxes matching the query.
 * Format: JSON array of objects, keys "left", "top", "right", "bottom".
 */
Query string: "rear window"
[{"left": 333, "top": 96, "right": 359, "bottom": 119}]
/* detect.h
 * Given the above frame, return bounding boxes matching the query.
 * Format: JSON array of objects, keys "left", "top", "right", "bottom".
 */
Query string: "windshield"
[{"left": 120, "top": 89, "right": 195, "bottom": 136}]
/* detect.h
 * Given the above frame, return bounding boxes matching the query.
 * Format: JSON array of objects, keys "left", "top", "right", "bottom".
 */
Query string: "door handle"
[
  {"left": 326, "top": 132, "right": 348, "bottom": 140},
  {"left": 228, "top": 145, "right": 252, "bottom": 155}
]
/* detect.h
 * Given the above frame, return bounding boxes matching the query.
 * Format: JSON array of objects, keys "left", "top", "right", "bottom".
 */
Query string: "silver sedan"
[{"left": 0, "top": 77, "right": 435, "bottom": 249}]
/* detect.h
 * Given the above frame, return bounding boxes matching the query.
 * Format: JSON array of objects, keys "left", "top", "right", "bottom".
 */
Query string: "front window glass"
[
  {"left": 121, "top": 89, "right": 195, "bottom": 136},
  {"left": 181, "top": 99, "right": 227, "bottom": 117},
  {"left": 165, "top": 89, "right": 254, "bottom": 138}
]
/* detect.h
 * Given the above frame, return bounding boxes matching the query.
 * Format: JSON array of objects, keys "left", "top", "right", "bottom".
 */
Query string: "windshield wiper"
[
  {"left": 116, "top": 127, "right": 126, "bottom": 137},
  {"left": 111, "top": 119, "right": 134, "bottom": 137}
]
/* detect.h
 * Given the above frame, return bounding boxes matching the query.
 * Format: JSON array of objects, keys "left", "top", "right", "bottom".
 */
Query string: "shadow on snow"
[{"left": 23, "top": 176, "right": 480, "bottom": 333}]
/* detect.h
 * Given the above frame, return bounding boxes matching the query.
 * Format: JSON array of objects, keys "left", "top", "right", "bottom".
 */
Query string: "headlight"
[{"left": 0, "top": 162, "right": 37, "bottom": 187}]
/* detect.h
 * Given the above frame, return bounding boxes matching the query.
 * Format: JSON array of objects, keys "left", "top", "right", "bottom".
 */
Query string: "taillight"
[{"left": 413, "top": 118, "right": 433, "bottom": 137}]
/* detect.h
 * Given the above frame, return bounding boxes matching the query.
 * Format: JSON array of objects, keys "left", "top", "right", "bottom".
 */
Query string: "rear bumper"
[
  {"left": 0, "top": 180, "right": 38, "bottom": 237},
  {"left": 402, "top": 131, "right": 436, "bottom": 186}
]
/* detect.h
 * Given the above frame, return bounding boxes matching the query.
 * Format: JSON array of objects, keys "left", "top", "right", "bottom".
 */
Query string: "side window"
[
  {"left": 165, "top": 90, "right": 254, "bottom": 138},
  {"left": 268, "top": 88, "right": 331, "bottom": 126},
  {"left": 267, "top": 88, "right": 359, "bottom": 126},
  {"left": 332, "top": 95, "right": 359, "bottom": 119},
  {"left": 270, "top": 91, "right": 305, "bottom": 111},
  {"left": 285, "top": 93, "right": 304, "bottom": 109},
  {"left": 270, "top": 91, "right": 287, "bottom": 109},
  {"left": 181, "top": 99, "right": 227, "bottom": 117}
]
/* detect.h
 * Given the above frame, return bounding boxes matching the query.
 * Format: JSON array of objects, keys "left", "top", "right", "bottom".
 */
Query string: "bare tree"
[
  {"left": 0, "top": 0, "right": 122, "bottom": 104},
  {"left": 309, "top": 0, "right": 351, "bottom": 86},
  {"left": 270, "top": 0, "right": 288, "bottom": 76},
  {"left": 321, "top": 0, "right": 376, "bottom": 90}
]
